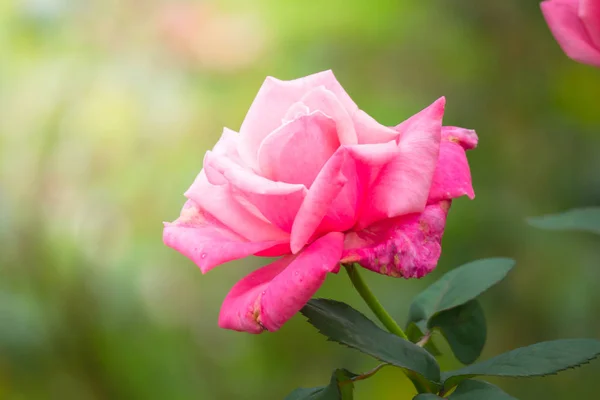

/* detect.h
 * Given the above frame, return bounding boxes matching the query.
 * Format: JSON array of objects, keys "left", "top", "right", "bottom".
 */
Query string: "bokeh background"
[{"left": 1, "top": 0, "right": 600, "bottom": 399}]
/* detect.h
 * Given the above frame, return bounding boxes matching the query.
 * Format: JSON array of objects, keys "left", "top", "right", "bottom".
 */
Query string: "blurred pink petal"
[
  {"left": 342, "top": 202, "right": 450, "bottom": 278},
  {"left": 427, "top": 127, "right": 479, "bottom": 203},
  {"left": 163, "top": 200, "right": 286, "bottom": 273},
  {"left": 238, "top": 70, "right": 357, "bottom": 169},
  {"left": 581, "top": 0, "right": 600, "bottom": 48},
  {"left": 218, "top": 232, "right": 344, "bottom": 333},
  {"left": 541, "top": 0, "right": 600, "bottom": 67},
  {"left": 258, "top": 111, "right": 340, "bottom": 187},
  {"left": 157, "top": 3, "right": 269, "bottom": 71},
  {"left": 356, "top": 98, "right": 445, "bottom": 229}
]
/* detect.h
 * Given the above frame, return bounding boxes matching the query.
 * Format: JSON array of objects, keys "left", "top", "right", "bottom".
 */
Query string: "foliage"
[{"left": 291, "top": 260, "right": 600, "bottom": 398}]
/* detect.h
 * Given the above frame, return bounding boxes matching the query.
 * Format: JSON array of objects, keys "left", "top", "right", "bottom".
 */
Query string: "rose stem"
[{"left": 343, "top": 263, "right": 432, "bottom": 394}]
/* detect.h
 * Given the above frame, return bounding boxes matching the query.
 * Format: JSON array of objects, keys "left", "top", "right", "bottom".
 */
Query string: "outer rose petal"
[
  {"left": 356, "top": 97, "right": 445, "bottom": 229},
  {"left": 163, "top": 200, "right": 286, "bottom": 273},
  {"left": 185, "top": 171, "right": 289, "bottom": 242},
  {"left": 442, "top": 125, "right": 478, "bottom": 150},
  {"left": 541, "top": 0, "right": 600, "bottom": 67},
  {"left": 218, "top": 232, "right": 344, "bottom": 333},
  {"left": 258, "top": 111, "right": 340, "bottom": 187},
  {"left": 342, "top": 202, "right": 450, "bottom": 279},
  {"left": 204, "top": 151, "right": 307, "bottom": 232},
  {"left": 238, "top": 70, "right": 358, "bottom": 170},
  {"left": 427, "top": 126, "right": 479, "bottom": 204}
]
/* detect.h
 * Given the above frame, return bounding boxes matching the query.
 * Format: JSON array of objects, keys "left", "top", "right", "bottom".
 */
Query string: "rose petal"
[
  {"left": 344, "top": 141, "right": 400, "bottom": 166},
  {"left": 282, "top": 102, "right": 310, "bottom": 123},
  {"left": 163, "top": 200, "right": 286, "bottom": 274},
  {"left": 214, "top": 127, "right": 244, "bottom": 163},
  {"left": 315, "top": 141, "right": 400, "bottom": 236},
  {"left": 289, "top": 141, "right": 402, "bottom": 253},
  {"left": 300, "top": 86, "right": 358, "bottom": 144},
  {"left": 356, "top": 97, "right": 445, "bottom": 229},
  {"left": 541, "top": 0, "right": 600, "bottom": 67},
  {"left": 342, "top": 202, "right": 450, "bottom": 279},
  {"left": 290, "top": 149, "right": 348, "bottom": 253},
  {"left": 238, "top": 70, "right": 358, "bottom": 170},
  {"left": 203, "top": 128, "right": 245, "bottom": 185},
  {"left": 353, "top": 109, "right": 400, "bottom": 144},
  {"left": 204, "top": 151, "right": 307, "bottom": 232},
  {"left": 427, "top": 126, "right": 478, "bottom": 203},
  {"left": 580, "top": 0, "right": 600, "bottom": 49},
  {"left": 257, "top": 111, "right": 340, "bottom": 187},
  {"left": 254, "top": 243, "right": 291, "bottom": 257},
  {"left": 218, "top": 232, "right": 344, "bottom": 333},
  {"left": 442, "top": 126, "right": 478, "bottom": 150},
  {"left": 185, "top": 171, "right": 289, "bottom": 242}
]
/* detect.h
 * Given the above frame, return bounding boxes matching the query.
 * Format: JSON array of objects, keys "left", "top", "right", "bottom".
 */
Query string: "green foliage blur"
[{"left": 1, "top": 0, "right": 599, "bottom": 398}]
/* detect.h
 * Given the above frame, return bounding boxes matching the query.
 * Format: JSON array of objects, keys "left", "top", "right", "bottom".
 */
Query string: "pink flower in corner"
[
  {"left": 541, "top": 0, "right": 600, "bottom": 67},
  {"left": 163, "top": 71, "right": 478, "bottom": 333}
]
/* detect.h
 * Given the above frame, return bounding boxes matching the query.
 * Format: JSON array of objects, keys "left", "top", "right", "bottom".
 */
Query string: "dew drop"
[{"left": 200, "top": 253, "right": 207, "bottom": 259}]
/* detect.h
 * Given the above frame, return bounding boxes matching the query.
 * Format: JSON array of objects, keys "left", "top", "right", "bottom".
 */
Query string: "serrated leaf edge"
[
  {"left": 441, "top": 342, "right": 600, "bottom": 389},
  {"left": 300, "top": 299, "right": 441, "bottom": 384}
]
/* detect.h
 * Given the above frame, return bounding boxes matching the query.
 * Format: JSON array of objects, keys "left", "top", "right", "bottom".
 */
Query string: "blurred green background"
[{"left": 1, "top": 0, "right": 600, "bottom": 399}]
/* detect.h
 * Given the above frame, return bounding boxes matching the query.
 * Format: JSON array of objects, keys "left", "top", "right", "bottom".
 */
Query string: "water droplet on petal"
[{"left": 200, "top": 253, "right": 207, "bottom": 259}]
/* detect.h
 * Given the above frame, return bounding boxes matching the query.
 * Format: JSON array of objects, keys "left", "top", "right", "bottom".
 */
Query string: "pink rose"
[
  {"left": 163, "top": 71, "right": 477, "bottom": 333},
  {"left": 541, "top": 0, "right": 600, "bottom": 67}
]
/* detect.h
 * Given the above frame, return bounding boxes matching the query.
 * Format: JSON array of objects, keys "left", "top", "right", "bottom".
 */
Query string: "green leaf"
[
  {"left": 428, "top": 300, "right": 486, "bottom": 365},
  {"left": 285, "top": 387, "right": 328, "bottom": 400},
  {"left": 527, "top": 207, "right": 600, "bottom": 235},
  {"left": 335, "top": 369, "right": 357, "bottom": 400},
  {"left": 301, "top": 299, "right": 441, "bottom": 384},
  {"left": 285, "top": 369, "right": 358, "bottom": 400},
  {"left": 408, "top": 258, "right": 515, "bottom": 324},
  {"left": 448, "top": 380, "right": 516, "bottom": 399},
  {"left": 406, "top": 322, "right": 442, "bottom": 357},
  {"left": 413, "top": 395, "right": 443, "bottom": 399},
  {"left": 442, "top": 339, "right": 600, "bottom": 389}
]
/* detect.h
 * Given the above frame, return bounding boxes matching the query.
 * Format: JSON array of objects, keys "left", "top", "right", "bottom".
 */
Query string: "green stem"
[
  {"left": 350, "top": 363, "right": 388, "bottom": 383},
  {"left": 343, "top": 264, "right": 431, "bottom": 394},
  {"left": 339, "top": 363, "right": 389, "bottom": 387},
  {"left": 344, "top": 264, "right": 408, "bottom": 339}
]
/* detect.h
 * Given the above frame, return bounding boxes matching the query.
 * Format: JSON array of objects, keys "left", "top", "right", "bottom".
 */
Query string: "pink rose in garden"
[
  {"left": 541, "top": 0, "right": 600, "bottom": 67},
  {"left": 163, "top": 70, "right": 477, "bottom": 333}
]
